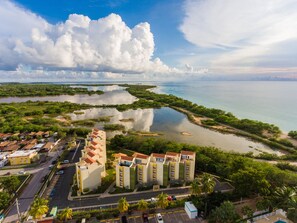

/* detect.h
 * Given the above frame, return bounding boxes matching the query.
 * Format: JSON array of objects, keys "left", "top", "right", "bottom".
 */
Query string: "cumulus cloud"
[
  {"left": 0, "top": 0, "right": 172, "bottom": 75},
  {"left": 180, "top": 0, "right": 297, "bottom": 75}
]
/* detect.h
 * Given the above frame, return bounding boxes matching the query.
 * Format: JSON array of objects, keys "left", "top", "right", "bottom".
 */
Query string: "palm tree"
[
  {"left": 29, "top": 197, "right": 49, "bottom": 220},
  {"left": 191, "top": 178, "right": 202, "bottom": 196},
  {"left": 157, "top": 192, "right": 169, "bottom": 209},
  {"left": 137, "top": 199, "right": 148, "bottom": 212},
  {"left": 271, "top": 186, "right": 297, "bottom": 211},
  {"left": 200, "top": 173, "right": 215, "bottom": 216},
  {"left": 200, "top": 173, "right": 215, "bottom": 195},
  {"left": 58, "top": 207, "right": 73, "bottom": 222},
  {"left": 118, "top": 197, "right": 129, "bottom": 213}
]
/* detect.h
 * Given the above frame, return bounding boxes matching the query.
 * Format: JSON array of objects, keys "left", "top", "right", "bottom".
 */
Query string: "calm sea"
[{"left": 155, "top": 81, "right": 297, "bottom": 132}]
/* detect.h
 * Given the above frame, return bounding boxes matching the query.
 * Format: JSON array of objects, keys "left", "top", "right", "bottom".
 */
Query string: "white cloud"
[
  {"left": 180, "top": 0, "right": 297, "bottom": 75},
  {"left": 0, "top": 0, "right": 172, "bottom": 75}
]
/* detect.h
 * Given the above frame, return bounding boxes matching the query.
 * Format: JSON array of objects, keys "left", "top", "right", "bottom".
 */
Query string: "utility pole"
[{"left": 15, "top": 198, "right": 21, "bottom": 222}]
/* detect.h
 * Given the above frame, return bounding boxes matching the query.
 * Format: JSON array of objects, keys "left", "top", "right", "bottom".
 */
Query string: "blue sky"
[{"left": 0, "top": 0, "right": 297, "bottom": 81}]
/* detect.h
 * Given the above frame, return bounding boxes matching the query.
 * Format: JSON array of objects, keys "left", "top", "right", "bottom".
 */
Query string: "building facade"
[
  {"left": 75, "top": 129, "right": 107, "bottom": 193},
  {"left": 7, "top": 150, "right": 39, "bottom": 165},
  {"left": 115, "top": 150, "right": 196, "bottom": 189}
]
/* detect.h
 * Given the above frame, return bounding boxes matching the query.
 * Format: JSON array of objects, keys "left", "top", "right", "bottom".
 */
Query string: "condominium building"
[
  {"left": 115, "top": 155, "right": 136, "bottom": 190},
  {"left": 76, "top": 129, "right": 107, "bottom": 193},
  {"left": 115, "top": 150, "right": 196, "bottom": 189}
]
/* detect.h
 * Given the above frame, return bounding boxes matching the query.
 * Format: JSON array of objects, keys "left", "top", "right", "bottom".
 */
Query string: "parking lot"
[{"left": 100, "top": 210, "right": 201, "bottom": 223}]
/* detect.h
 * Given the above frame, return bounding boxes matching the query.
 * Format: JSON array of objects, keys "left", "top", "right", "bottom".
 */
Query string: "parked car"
[
  {"left": 62, "top": 160, "right": 69, "bottom": 164},
  {"left": 48, "top": 164, "right": 54, "bottom": 170},
  {"left": 150, "top": 197, "right": 157, "bottom": 203},
  {"left": 156, "top": 213, "right": 164, "bottom": 223},
  {"left": 18, "top": 171, "right": 26, "bottom": 175},
  {"left": 171, "top": 195, "right": 177, "bottom": 200},
  {"left": 50, "top": 189, "right": 55, "bottom": 197},
  {"left": 167, "top": 196, "right": 172, "bottom": 201},
  {"left": 56, "top": 170, "right": 64, "bottom": 175},
  {"left": 4, "top": 172, "right": 11, "bottom": 176},
  {"left": 121, "top": 215, "right": 128, "bottom": 223},
  {"left": 51, "top": 160, "right": 57, "bottom": 165},
  {"left": 142, "top": 212, "right": 149, "bottom": 223}
]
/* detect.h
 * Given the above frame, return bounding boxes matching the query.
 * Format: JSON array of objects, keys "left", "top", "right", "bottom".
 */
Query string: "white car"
[
  {"left": 18, "top": 170, "right": 26, "bottom": 175},
  {"left": 150, "top": 197, "right": 157, "bottom": 203},
  {"left": 156, "top": 213, "right": 164, "bottom": 223}
]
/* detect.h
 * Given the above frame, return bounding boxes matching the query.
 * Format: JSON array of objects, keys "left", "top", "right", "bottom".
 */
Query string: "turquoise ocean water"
[{"left": 155, "top": 81, "right": 297, "bottom": 132}]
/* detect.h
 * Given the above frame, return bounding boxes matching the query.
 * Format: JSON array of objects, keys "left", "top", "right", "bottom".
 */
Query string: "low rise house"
[
  {"left": 2, "top": 144, "right": 20, "bottom": 152},
  {"left": 42, "top": 142, "right": 54, "bottom": 151},
  {"left": 7, "top": 150, "right": 39, "bottom": 165}
]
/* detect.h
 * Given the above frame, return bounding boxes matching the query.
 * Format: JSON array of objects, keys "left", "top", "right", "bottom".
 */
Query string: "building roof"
[
  {"left": 181, "top": 150, "right": 196, "bottom": 156},
  {"left": 0, "top": 141, "right": 10, "bottom": 147},
  {"left": 166, "top": 152, "right": 179, "bottom": 157},
  {"left": 87, "top": 151, "right": 96, "bottom": 157},
  {"left": 84, "top": 157, "right": 96, "bottom": 164},
  {"left": 7, "top": 150, "right": 37, "bottom": 158},
  {"left": 91, "top": 141, "right": 97, "bottom": 146},
  {"left": 2, "top": 144, "right": 20, "bottom": 152},
  {"left": 43, "top": 142, "right": 54, "bottom": 149},
  {"left": 134, "top": 154, "right": 149, "bottom": 159},
  {"left": 151, "top": 153, "right": 165, "bottom": 158},
  {"left": 22, "top": 143, "right": 35, "bottom": 150},
  {"left": 121, "top": 155, "right": 134, "bottom": 162},
  {"left": 36, "top": 131, "right": 44, "bottom": 136}
]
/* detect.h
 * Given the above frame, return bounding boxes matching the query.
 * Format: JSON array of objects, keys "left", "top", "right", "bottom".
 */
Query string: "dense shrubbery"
[
  {"left": 104, "top": 124, "right": 125, "bottom": 131},
  {"left": 0, "top": 101, "right": 93, "bottom": 133},
  {"left": 288, "top": 130, "right": 297, "bottom": 139},
  {"left": 0, "top": 84, "right": 103, "bottom": 97},
  {"left": 121, "top": 85, "right": 281, "bottom": 138}
]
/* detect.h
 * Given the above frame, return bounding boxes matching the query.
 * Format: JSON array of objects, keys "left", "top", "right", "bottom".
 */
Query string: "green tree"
[
  {"left": 208, "top": 201, "right": 240, "bottom": 223},
  {"left": 200, "top": 173, "right": 215, "bottom": 216},
  {"left": 58, "top": 207, "right": 73, "bottom": 222},
  {"left": 0, "top": 176, "right": 20, "bottom": 194},
  {"left": 118, "top": 197, "right": 129, "bottom": 213},
  {"left": 241, "top": 205, "right": 253, "bottom": 218},
  {"left": 157, "top": 193, "right": 169, "bottom": 209},
  {"left": 137, "top": 199, "right": 148, "bottom": 212},
  {"left": 231, "top": 167, "right": 270, "bottom": 197},
  {"left": 29, "top": 198, "right": 49, "bottom": 220},
  {"left": 191, "top": 178, "right": 202, "bottom": 196},
  {"left": 0, "top": 192, "right": 11, "bottom": 211}
]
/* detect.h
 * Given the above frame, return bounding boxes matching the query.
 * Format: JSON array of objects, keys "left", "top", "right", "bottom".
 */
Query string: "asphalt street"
[{"left": 3, "top": 143, "right": 65, "bottom": 223}]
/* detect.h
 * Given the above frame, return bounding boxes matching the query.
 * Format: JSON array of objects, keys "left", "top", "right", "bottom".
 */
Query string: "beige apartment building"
[
  {"left": 76, "top": 129, "right": 107, "bottom": 193},
  {"left": 115, "top": 150, "right": 196, "bottom": 189}
]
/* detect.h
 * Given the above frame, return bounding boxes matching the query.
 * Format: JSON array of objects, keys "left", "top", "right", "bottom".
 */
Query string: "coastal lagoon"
[{"left": 68, "top": 107, "right": 281, "bottom": 155}]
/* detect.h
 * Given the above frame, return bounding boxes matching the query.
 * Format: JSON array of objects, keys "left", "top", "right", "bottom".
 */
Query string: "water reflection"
[
  {"left": 0, "top": 89, "right": 136, "bottom": 105},
  {"left": 71, "top": 85, "right": 125, "bottom": 92},
  {"left": 69, "top": 108, "right": 154, "bottom": 132},
  {"left": 68, "top": 107, "right": 282, "bottom": 155}
]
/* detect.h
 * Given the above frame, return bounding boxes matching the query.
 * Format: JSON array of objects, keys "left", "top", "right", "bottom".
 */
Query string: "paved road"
[{"left": 3, "top": 144, "right": 65, "bottom": 223}]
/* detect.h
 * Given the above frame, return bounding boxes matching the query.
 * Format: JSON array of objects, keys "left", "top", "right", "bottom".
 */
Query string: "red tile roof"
[
  {"left": 166, "top": 152, "right": 179, "bottom": 157},
  {"left": 121, "top": 156, "right": 134, "bottom": 161},
  {"left": 135, "top": 154, "right": 149, "bottom": 159},
  {"left": 181, "top": 150, "right": 195, "bottom": 155},
  {"left": 87, "top": 151, "right": 96, "bottom": 157},
  {"left": 91, "top": 141, "right": 97, "bottom": 146},
  {"left": 152, "top": 153, "right": 165, "bottom": 158},
  {"left": 85, "top": 157, "right": 95, "bottom": 164}
]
